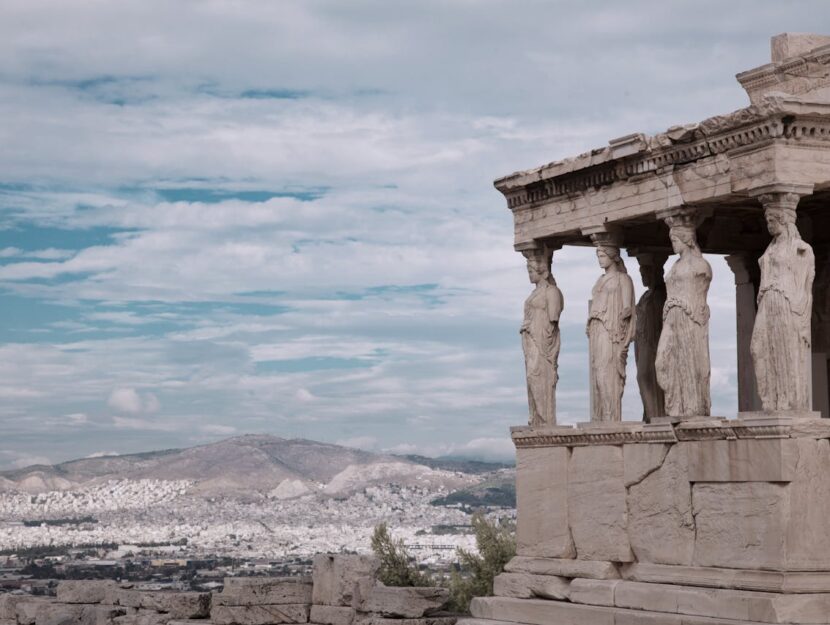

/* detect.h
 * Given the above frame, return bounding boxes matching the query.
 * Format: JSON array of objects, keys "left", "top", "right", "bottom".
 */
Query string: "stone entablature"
[
  {"left": 510, "top": 414, "right": 830, "bottom": 447},
  {"left": 496, "top": 96, "right": 830, "bottom": 247}
]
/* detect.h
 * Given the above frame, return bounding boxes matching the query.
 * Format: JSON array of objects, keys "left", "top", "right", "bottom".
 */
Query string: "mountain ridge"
[{"left": 0, "top": 434, "right": 509, "bottom": 496}]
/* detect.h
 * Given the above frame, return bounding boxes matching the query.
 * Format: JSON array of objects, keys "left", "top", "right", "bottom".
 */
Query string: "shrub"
[
  {"left": 447, "top": 512, "right": 515, "bottom": 613},
  {"left": 371, "top": 522, "right": 432, "bottom": 587}
]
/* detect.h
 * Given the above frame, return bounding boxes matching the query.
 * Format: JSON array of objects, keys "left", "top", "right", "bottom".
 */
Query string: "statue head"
[
  {"left": 664, "top": 210, "right": 703, "bottom": 257},
  {"left": 669, "top": 224, "right": 699, "bottom": 255},
  {"left": 764, "top": 206, "right": 799, "bottom": 239},
  {"left": 596, "top": 245, "right": 626, "bottom": 273},
  {"left": 523, "top": 247, "right": 553, "bottom": 286}
]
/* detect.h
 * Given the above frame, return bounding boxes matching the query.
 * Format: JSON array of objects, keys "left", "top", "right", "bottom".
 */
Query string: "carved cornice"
[
  {"left": 495, "top": 102, "right": 830, "bottom": 214},
  {"left": 510, "top": 415, "right": 830, "bottom": 448}
]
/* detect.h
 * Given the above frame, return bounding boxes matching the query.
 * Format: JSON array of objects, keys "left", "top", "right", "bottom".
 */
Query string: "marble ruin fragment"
[
  {"left": 633, "top": 252, "right": 667, "bottom": 421},
  {"left": 465, "top": 33, "right": 830, "bottom": 625},
  {"left": 751, "top": 191, "right": 815, "bottom": 412},
  {"left": 655, "top": 211, "right": 712, "bottom": 418},
  {"left": 586, "top": 236, "right": 635, "bottom": 422},
  {"left": 520, "top": 246, "right": 564, "bottom": 426}
]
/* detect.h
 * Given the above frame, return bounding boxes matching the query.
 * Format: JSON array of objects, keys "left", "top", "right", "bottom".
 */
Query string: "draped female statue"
[
  {"left": 751, "top": 198, "right": 815, "bottom": 412},
  {"left": 655, "top": 219, "right": 712, "bottom": 417},
  {"left": 521, "top": 247, "right": 564, "bottom": 426},
  {"left": 634, "top": 253, "right": 667, "bottom": 422},
  {"left": 587, "top": 244, "right": 635, "bottom": 422}
]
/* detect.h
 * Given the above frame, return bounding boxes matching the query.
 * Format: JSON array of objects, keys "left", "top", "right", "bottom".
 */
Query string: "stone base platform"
[
  {"left": 496, "top": 416, "right": 830, "bottom": 624},
  {"left": 461, "top": 557, "right": 830, "bottom": 624}
]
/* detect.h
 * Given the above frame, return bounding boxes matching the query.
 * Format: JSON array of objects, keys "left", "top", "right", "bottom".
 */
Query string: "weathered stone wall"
[
  {"left": 0, "top": 555, "right": 455, "bottom": 625},
  {"left": 513, "top": 418, "right": 830, "bottom": 572}
]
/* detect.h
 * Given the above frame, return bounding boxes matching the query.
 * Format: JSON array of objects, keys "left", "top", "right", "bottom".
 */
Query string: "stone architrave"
[
  {"left": 520, "top": 245, "right": 564, "bottom": 426},
  {"left": 633, "top": 252, "right": 667, "bottom": 422},
  {"left": 655, "top": 211, "right": 712, "bottom": 418},
  {"left": 586, "top": 233, "right": 636, "bottom": 422},
  {"left": 750, "top": 189, "right": 816, "bottom": 412}
]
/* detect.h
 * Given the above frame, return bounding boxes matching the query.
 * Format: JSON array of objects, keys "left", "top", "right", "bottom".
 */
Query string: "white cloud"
[
  {"left": 0, "top": 1, "right": 819, "bottom": 465},
  {"left": 107, "top": 388, "right": 160, "bottom": 415},
  {"left": 201, "top": 424, "right": 236, "bottom": 436},
  {"left": 107, "top": 388, "right": 143, "bottom": 415},
  {"left": 336, "top": 436, "right": 378, "bottom": 451}
]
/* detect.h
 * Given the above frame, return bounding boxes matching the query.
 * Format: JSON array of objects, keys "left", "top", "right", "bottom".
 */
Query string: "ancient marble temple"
[{"left": 463, "top": 34, "right": 830, "bottom": 625}]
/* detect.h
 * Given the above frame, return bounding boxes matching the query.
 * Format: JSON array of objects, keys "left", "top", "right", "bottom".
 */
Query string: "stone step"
[
  {"left": 621, "top": 562, "right": 830, "bottom": 593},
  {"left": 470, "top": 594, "right": 830, "bottom": 625}
]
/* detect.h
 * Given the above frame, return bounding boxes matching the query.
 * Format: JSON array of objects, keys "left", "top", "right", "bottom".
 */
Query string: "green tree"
[
  {"left": 371, "top": 522, "right": 432, "bottom": 587},
  {"left": 448, "top": 512, "right": 516, "bottom": 613}
]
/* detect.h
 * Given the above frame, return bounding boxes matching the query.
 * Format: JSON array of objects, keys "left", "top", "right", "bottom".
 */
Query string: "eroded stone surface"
[
  {"left": 568, "top": 579, "right": 617, "bottom": 607},
  {"left": 312, "top": 555, "right": 379, "bottom": 608},
  {"left": 113, "top": 591, "right": 210, "bottom": 619},
  {"left": 514, "top": 447, "right": 574, "bottom": 558},
  {"left": 686, "top": 438, "right": 798, "bottom": 482},
  {"left": 627, "top": 445, "right": 694, "bottom": 565},
  {"left": 309, "top": 605, "right": 355, "bottom": 625},
  {"left": 692, "top": 482, "right": 788, "bottom": 570},
  {"left": 492, "top": 573, "right": 569, "bottom": 600},
  {"left": 57, "top": 581, "right": 119, "bottom": 605},
  {"left": 568, "top": 445, "right": 632, "bottom": 562},
  {"left": 623, "top": 443, "right": 668, "bottom": 487},
  {"left": 211, "top": 604, "right": 310, "bottom": 625},
  {"left": 357, "top": 586, "right": 448, "bottom": 618},
  {"left": 785, "top": 438, "right": 830, "bottom": 569},
  {"left": 504, "top": 556, "right": 619, "bottom": 580},
  {"left": 218, "top": 577, "right": 312, "bottom": 606}
]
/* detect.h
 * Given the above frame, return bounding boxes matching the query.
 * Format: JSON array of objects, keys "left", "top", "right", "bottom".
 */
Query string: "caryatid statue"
[
  {"left": 655, "top": 213, "right": 713, "bottom": 418},
  {"left": 520, "top": 246, "right": 564, "bottom": 427},
  {"left": 586, "top": 237, "right": 636, "bottom": 422},
  {"left": 751, "top": 192, "right": 815, "bottom": 412},
  {"left": 633, "top": 252, "right": 668, "bottom": 422}
]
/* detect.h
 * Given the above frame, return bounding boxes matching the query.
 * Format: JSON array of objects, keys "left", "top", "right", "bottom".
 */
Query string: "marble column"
[
  {"left": 633, "top": 252, "right": 667, "bottom": 422},
  {"left": 654, "top": 210, "right": 713, "bottom": 418},
  {"left": 725, "top": 253, "right": 762, "bottom": 413},
  {"left": 585, "top": 231, "right": 636, "bottom": 422},
  {"left": 520, "top": 244, "right": 564, "bottom": 427},
  {"left": 812, "top": 249, "right": 830, "bottom": 417},
  {"left": 749, "top": 186, "right": 816, "bottom": 413}
]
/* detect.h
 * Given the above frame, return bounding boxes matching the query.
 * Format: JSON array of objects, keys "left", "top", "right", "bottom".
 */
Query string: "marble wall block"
[
  {"left": 515, "top": 447, "right": 574, "bottom": 558},
  {"left": 568, "top": 445, "right": 632, "bottom": 562}
]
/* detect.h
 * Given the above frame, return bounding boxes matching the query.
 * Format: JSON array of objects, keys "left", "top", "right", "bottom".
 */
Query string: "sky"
[{"left": 1, "top": 1, "right": 829, "bottom": 469}]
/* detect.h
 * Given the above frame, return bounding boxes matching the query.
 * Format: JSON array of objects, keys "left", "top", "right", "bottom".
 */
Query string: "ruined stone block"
[
  {"left": 492, "top": 572, "right": 569, "bottom": 600},
  {"left": 568, "top": 579, "right": 617, "bottom": 607},
  {"left": 309, "top": 605, "right": 354, "bottom": 625},
  {"left": 57, "top": 581, "right": 120, "bottom": 605},
  {"left": 218, "top": 577, "right": 312, "bottom": 606},
  {"left": 311, "top": 554, "right": 379, "bottom": 607},
  {"left": 112, "top": 591, "right": 210, "bottom": 619},
  {"left": 503, "top": 556, "right": 619, "bottom": 580},
  {"left": 16, "top": 600, "right": 54, "bottom": 625},
  {"left": 211, "top": 604, "right": 309, "bottom": 625},
  {"left": 356, "top": 586, "right": 448, "bottom": 618}
]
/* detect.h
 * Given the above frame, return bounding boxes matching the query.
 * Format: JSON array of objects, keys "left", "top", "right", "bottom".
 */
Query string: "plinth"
[{"left": 461, "top": 416, "right": 830, "bottom": 624}]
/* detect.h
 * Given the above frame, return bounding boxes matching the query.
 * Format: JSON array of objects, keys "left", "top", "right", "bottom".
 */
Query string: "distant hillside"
[
  {"left": 430, "top": 469, "right": 516, "bottom": 508},
  {"left": 0, "top": 435, "right": 493, "bottom": 497},
  {"left": 402, "top": 454, "right": 512, "bottom": 474}
]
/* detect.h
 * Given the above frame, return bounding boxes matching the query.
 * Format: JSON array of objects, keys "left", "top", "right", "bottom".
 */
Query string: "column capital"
[
  {"left": 581, "top": 225, "right": 622, "bottom": 248},
  {"left": 655, "top": 206, "right": 711, "bottom": 227},
  {"left": 748, "top": 183, "right": 814, "bottom": 209},
  {"left": 514, "top": 240, "right": 562, "bottom": 253},
  {"left": 725, "top": 253, "right": 759, "bottom": 286}
]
